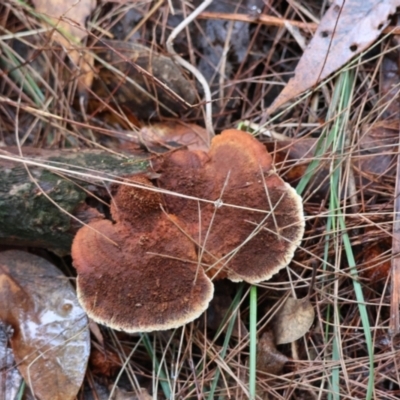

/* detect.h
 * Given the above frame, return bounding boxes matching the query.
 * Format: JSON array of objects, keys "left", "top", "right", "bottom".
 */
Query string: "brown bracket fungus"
[
  {"left": 72, "top": 130, "right": 304, "bottom": 333},
  {"left": 71, "top": 176, "right": 214, "bottom": 333},
  {"left": 154, "top": 129, "right": 305, "bottom": 283}
]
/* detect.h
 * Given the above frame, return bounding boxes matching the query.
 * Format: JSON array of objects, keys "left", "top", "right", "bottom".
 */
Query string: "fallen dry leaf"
[
  {"left": 359, "top": 238, "right": 391, "bottom": 285},
  {"left": 92, "top": 40, "right": 197, "bottom": 119},
  {"left": 273, "top": 297, "right": 314, "bottom": 344},
  {"left": 353, "top": 120, "right": 398, "bottom": 188},
  {"left": 32, "top": 0, "right": 96, "bottom": 92},
  {"left": 256, "top": 331, "right": 289, "bottom": 375},
  {"left": 138, "top": 122, "right": 209, "bottom": 152},
  {"left": 90, "top": 346, "right": 121, "bottom": 377},
  {"left": 267, "top": 0, "right": 400, "bottom": 114},
  {"left": 0, "top": 250, "right": 90, "bottom": 400},
  {"left": 32, "top": 0, "right": 94, "bottom": 43}
]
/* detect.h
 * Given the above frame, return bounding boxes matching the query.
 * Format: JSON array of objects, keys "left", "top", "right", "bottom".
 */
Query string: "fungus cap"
[
  {"left": 72, "top": 176, "right": 213, "bottom": 333},
  {"left": 155, "top": 129, "right": 305, "bottom": 283},
  {"left": 72, "top": 131, "right": 305, "bottom": 333}
]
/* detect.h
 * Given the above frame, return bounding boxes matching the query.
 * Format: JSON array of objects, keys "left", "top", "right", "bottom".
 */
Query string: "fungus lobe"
[
  {"left": 72, "top": 176, "right": 213, "bottom": 333},
  {"left": 155, "top": 129, "right": 305, "bottom": 283},
  {"left": 72, "top": 130, "right": 304, "bottom": 332}
]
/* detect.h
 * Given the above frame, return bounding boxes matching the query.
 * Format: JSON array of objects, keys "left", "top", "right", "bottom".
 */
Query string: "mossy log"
[{"left": 0, "top": 147, "right": 149, "bottom": 254}]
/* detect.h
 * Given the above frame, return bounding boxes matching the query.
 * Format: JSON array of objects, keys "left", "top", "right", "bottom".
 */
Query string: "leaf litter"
[
  {"left": 31, "top": 0, "right": 96, "bottom": 93},
  {"left": 272, "top": 297, "right": 314, "bottom": 345},
  {"left": 267, "top": 0, "right": 400, "bottom": 115},
  {"left": 2, "top": 0, "right": 400, "bottom": 398},
  {"left": 92, "top": 40, "right": 197, "bottom": 119}
]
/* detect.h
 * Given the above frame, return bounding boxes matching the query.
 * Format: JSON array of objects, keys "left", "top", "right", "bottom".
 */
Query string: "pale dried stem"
[{"left": 166, "top": 0, "right": 215, "bottom": 143}]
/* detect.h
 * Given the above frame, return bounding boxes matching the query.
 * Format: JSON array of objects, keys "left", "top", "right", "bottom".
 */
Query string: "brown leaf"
[
  {"left": 256, "top": 331, "right": 288, "bottom": 375},
  {"left": 139, "top": 122, "right": 209, "bottom": 152},
  {"left": 90, "top": 346, "right": 121, "bottom": 377},
  {"left": 359, "top": 238, "right": 391, "bottom": 284},
  {"left": 32, "top": 0, "right": 94, "bottom": 43},
  {"left": 267, "top": 0, "right": 400, "bottom": 114},
  {"left": 355, "top": 120, "right": 398, "bottom": 181},
  {"left": 266, "top": 137, "right": 321, "bottom": 188},
  {"left": 32, "top": 0, "right": 96, "bottom": 91},
  {"left": 273, "top": 297, "right": 314, "bottom": 345},
  {"left": 0, "top": 250, "right": 90, "bottom": 400}
]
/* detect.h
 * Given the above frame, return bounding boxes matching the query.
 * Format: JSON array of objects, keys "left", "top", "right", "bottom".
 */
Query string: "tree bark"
[{"left": 0, "top": 147, "right": 150, "bottom": 254}]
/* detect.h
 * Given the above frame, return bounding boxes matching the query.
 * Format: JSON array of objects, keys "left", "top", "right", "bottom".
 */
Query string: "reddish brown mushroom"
[
  {"left": 71, "top": 176, "right": 213, "bottom": 333},
  {"left": 154, "top": 129, "right": 305, "bottom": 283},
  {"left": 72, "top": 130, "right": 304, "bottom": 332}
]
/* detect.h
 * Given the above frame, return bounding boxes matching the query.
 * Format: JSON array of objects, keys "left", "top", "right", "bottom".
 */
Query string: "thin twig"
[
  {"left": 125, "top": 0, "right": 164, "bottom": 41},
  {"left": 198, "top": 11, "right": 400, "bottom": 35}
]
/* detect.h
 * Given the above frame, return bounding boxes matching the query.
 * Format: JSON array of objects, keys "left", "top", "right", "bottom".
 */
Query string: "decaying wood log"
[{"left": 0, "top": 147, "right": 150, "bottom": 254}]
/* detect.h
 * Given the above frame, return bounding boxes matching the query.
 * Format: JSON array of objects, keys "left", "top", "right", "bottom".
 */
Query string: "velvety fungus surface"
[
  {"left": 72, "top": 130, "right": 304, "bottom": 332},
  {"left": 72, "top": 176, "right": 213, "bottom": 333},
  {"left": 154, "top": 129, "right": 305, "bottom": 283}
]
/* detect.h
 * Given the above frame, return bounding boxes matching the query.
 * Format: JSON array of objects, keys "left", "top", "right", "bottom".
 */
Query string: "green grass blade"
[
  {"left": 249, "top": 285, "right": 257, "bottom": 400},
  {"left": 141, "top": 333, "right": 171, "bottom": 399},
  {"left": 325, "top": 68, "right": 374, "bottom": 400},
  {"left": 207, "top": 284, "right": 245, "bottom": 400}
]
